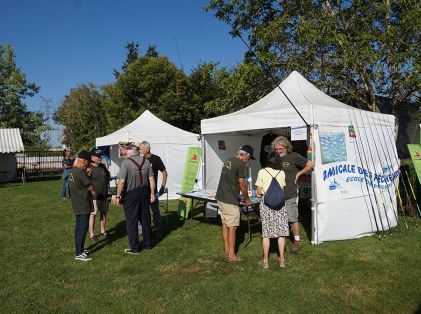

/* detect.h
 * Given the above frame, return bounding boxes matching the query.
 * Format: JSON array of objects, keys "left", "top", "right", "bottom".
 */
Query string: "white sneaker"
[
  {"left": 124, "top": 248, "right": 139, "bottom": 255},
  {"left": 75, "top": 252, "right": 92, "bottom": 261}
]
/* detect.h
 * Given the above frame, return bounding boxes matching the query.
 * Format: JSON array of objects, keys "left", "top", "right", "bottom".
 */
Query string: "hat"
[
  {"left": 126, "top": 143, "right": 138, "bottom": 150},
  {"left": 78, "top": 150, "right": 91, "bottom": 161},
  {"left": 240, "top": 145, "right": 255, "bottom": 160},
  {"left": 90, "top": 149, "right": 102, "bottom": 159}
]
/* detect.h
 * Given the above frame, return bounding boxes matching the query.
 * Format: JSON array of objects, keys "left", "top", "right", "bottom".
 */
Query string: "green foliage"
[
  {"left": 54, "top": 83, "right": 107, "bottom": 151},
  {"left": 1, "top": 179, "right": 421, "bottom": 313},
  {"left": 401, "top": 158, "right": 417, "bottom": 187},
  {"left": 145, "top": 44, "right": 159, "bottom": 57},
  {"left": 113, "top": 41, "right": 140, "bottom": 78},
  {"left": 199, "top": 61, "right": 273, "bottom": 116},
  {"left": 0, "top": 44, "right": 49, "bottom": 146},
  {"left": 206, "top": 0, "right": 421, "bottom": 115},
  {"left": 104, "top": 54, "right": 202, "bottom": 133}
]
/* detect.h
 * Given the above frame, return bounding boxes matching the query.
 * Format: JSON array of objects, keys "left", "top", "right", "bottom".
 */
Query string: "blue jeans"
[
  {"left": 61, "top": 169, "right": 72, "bottom": 198},
  {"left": 75, "top": 214, "right": 89, "bottom": 255}
]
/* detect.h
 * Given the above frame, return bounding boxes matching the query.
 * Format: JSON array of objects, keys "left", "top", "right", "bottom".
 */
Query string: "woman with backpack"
[{"left": 255, "top": 152, "right": 289, "bottom": 269}]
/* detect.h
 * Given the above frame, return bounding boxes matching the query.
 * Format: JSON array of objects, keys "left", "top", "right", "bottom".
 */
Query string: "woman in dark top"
[{"left": 61, "top": 149, "right": 74, "bottom": 199}]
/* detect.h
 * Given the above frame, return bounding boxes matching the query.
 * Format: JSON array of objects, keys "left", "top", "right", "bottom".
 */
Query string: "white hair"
[{"left": 140, "top": 141, "right": 151, "bottom": 151}]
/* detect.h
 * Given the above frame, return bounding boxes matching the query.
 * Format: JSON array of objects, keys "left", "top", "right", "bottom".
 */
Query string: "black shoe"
[{"left": 143, "top": 246, "right": 152, "bottom": 251}]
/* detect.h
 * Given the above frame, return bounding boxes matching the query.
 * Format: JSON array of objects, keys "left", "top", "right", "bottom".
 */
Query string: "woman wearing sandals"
[{"left": 255, "top": 152, "right": 289, "bottom": 269}]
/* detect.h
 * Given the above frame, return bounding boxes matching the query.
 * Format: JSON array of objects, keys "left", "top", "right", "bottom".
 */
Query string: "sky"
[{"left": 1, "top": 0, "right": 247, "bottom": 146}]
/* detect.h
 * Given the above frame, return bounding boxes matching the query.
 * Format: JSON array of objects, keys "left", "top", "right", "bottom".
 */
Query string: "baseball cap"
[
  {"left": 126, "top": 143, "right": 138, "bottom": 150},
  {"left": 240, "top": 145, "right": 255, "bottom": 160},
  {"left": 90, "top": 149, "right": 102, "bottom": 159},
  {"left": 78, "top": 150, "right": 91, "bottom": 161}
]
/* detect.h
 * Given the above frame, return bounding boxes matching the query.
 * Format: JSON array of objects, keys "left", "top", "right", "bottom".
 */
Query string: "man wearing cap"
[
  {"left": 88, "top": 149, "right": 111, "bottom": 242},
  {"left": 69, "top": 150, "right": 94, "bottom": 262},
  {"left": 118, "top": 141, "right": 128, "bottom": 158},
  {"left": 114, "top": 143, "right": 156, "bottom": 254},
  {"left": 215, "top": 145, "right": 254, "bottom": 263},
  {"left": 139, "top": 141, "right": 168, "bottom": 238}
]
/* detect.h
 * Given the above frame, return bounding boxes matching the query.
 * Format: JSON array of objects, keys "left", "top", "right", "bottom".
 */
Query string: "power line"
[
  {"left": 41, "top": 96, "right": 54, "bottom": 147},
  {"left": 173, "top": 37, "right": 184, "bottom": 72}
]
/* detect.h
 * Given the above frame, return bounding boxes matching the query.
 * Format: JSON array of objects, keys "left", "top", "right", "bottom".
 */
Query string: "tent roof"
[
  {"left": 201, "top": 71, "right": 395, "bottom": 135},
  {"left": 0, "top": 128, "right": 24, "bottom": 153},
  {"left": 96, "top": 110, "right": 199, "bottom": 146}
]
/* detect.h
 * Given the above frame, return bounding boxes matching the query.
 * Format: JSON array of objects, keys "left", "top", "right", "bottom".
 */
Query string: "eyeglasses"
[{"left": 275, "top": 147, "right": 286, "bottom": 151}]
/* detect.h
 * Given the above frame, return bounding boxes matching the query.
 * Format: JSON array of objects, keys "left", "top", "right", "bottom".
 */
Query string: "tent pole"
[
  {"left": 201, "top": 135, "right": 206, "bottom": 190},
  {"left": 310, "top": 125, "right": 318, "bottom": 244}
]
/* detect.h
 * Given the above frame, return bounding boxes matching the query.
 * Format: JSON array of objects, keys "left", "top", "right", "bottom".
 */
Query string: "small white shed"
[{"left": 0, "top": 128, "right": 24, "bottom": 181}]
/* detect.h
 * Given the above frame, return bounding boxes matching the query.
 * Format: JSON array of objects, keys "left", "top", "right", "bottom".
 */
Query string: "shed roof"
[{"left": 0, "top": 128, "right": 24, "bottom": 153}]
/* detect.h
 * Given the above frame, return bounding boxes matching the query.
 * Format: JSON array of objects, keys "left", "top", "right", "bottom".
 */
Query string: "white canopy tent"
[
  {"left": 0, "top": 128, "right": 24, "bottom": 182},
  {"left": 96, "top": 110, "right": 201, "bottom": 199},
  {"left": 201, "top": 71, "right": 399, "bottom": 243}
]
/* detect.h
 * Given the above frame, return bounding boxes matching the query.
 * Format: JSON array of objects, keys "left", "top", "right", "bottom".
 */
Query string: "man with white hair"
[
  {"left": 272, "top": 136, "right": 314, "bottom": 253},
  {"left": 138, "top": 141, "right": 168, "bottom": 238},
  {"left": 114, "top": 143, "right": 156, "bottom": 254}
]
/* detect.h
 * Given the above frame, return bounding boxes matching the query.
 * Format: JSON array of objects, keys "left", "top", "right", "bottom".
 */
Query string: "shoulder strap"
[
  {"left": 128, "top": 157, "right": 147, "bottom": 186},
  {"left": 264, "top": 168, "right": 281, "bottom": 179}
]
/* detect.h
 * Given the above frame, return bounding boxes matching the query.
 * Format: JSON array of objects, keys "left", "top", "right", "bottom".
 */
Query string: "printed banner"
[
  {"left": 314, "top": 126, "right": 399, "bottom": 202},
  {"left": 178, "top": 147, "right": 202, "bottom": 218},
  {"left": 407, "top": 144, "right": 421, "bottom": 185}
]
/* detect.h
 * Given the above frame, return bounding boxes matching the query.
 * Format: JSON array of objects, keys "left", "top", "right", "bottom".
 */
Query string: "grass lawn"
[{"left": 1, "top": 178, "right": 421, "bottom": 313}]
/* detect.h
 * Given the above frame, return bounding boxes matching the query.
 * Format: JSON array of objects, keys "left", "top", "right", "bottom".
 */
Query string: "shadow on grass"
[
  {"left": 154, "top": 211, "right": 186, "bottom": 246},
  {"left": 187, "top": 209, "right": 259, "bottom": 252},
  {"left": 86, "top": 209, "right": 187, "bottom": 253},
  {"left": 86, "top": 220, "right": 127, "bottom": 253}
]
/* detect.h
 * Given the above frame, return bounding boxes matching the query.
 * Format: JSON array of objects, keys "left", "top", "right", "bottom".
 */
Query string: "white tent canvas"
[
  {"left": 201, "top": 71, "right": 399, "bottom": 243},
  {"left": 96, "top": 110, "right": 201, "bottom": 199},
  {"left": 0, "top": 128, "right": 24, "bottom": 181}
]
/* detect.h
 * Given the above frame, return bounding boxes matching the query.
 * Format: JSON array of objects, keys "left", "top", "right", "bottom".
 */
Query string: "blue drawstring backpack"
[{"left": 263, "top": 169, "right": 285, "bottom": 210}]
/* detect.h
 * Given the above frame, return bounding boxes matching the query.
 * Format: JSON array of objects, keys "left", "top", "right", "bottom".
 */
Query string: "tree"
[
  {"left": 0, "top": 44, "right": 49, "bottom": 147},
  {"left": 104, "top": 54, "right": 202, "bottom": 133},
  {"left": 54, "top": 83, "right": 107, "bottom": 151},
  {"left": 202, "top": 61, "right": 273, "bottom": 116},
  {"left": 206, "top": 0, "right": 420, "bottom": 117},
  {"left": 113, "top": 41, "right": 140, "bottom": 78},
  {"left": 145, "top": 45, "right": 159, "bottom": 57}
]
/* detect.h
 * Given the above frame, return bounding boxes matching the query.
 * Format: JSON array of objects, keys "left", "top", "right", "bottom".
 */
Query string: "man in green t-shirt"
[
  {"left": 215, "top": 145, "right": 254, "bottom": 263},
  {"left": 69, "top": 150, "right": 94, "bottom": 262},
  {"left": 272, "top": 136, "right": 314, "bottom": 253}
]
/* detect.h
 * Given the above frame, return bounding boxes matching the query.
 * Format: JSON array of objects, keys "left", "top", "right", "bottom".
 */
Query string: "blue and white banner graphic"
[{"left": 314, "top": 126, "right": 399, "bottom": 203}]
